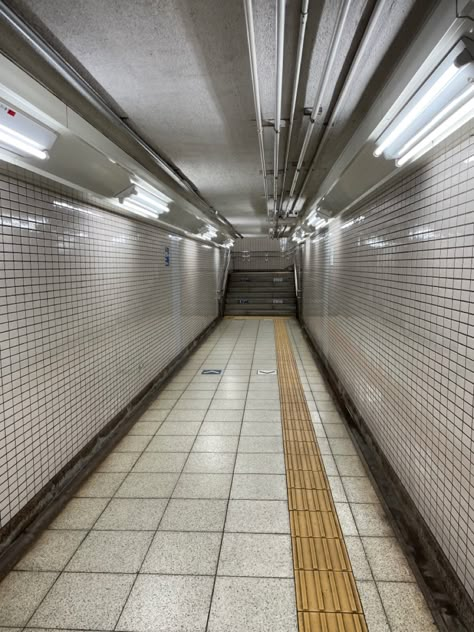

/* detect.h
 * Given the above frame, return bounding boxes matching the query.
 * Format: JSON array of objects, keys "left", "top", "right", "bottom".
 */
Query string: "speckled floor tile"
[
  {"left": 351, "top": 503, "right": 394, "bottom": 537},
  {"left": 230, "top": 474, "right": 287, "bottom": 500},
  {"left": 160, "top": 499, "right": 227, "bottom": 532},
  {"left": 49, "top": 498, "right": 109, "bottom": 530},
  {"left": 225, "top": 500, "right": 290, "bottom": 533},
  {"left": 30, "top": 572, "right": 134, "bottom": 630},
  {"left": 342, "top": 476, "right": 380, "bottom": 503},
  {"left": 183, "top": 452, "right": 236, "bottom": 474},
  {"left": 218, "top": 533, "right": 293, "bottom": 577},
  {"left": 142, "top": 531, "right": 221, "bottom": 575},
  {"left": 0, "top": 571, "right": 58, "bottom": 627},
  {"left": 115, "top": 472, "right": 179, "bottom": 498},
  {"left": 75, "top": 472, "right": 127, "bottom": 498},
  {"left": 15, "top": 529, "right": 86, "bottom": 571},
  {"left": 208, "top": 577, "right": 297, "bottom": 632},
  {"left": 93, "top": 498, "right": 167, "bottom": 530},
  {"left": 117, "top": 574, "right": 214, "bottom": 632},
  {"left": 173, "top": 473, "right": 232, "bottom": 499},
  {"left": 97, "top": 452, "right": 140, "bottom": 473},
  {"left": 66, "top": 530, "right": 152, "bottom": 572},
  {"left": 377, "top": 581, "right": 438, "bottom": 631},
  {"left": 362, "top": 537, "right": 415, "bottom": 581},
  {"left": 235, "top": 453, "right": 285, "bottom": 474},
  {"left": 132, "top": 451, "right": 187, "bottom": 473}
]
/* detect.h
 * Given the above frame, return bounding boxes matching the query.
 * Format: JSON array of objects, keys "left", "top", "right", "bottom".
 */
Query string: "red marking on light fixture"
[{"left": 7, "top": 109, "right": 16, "bottom": 117}]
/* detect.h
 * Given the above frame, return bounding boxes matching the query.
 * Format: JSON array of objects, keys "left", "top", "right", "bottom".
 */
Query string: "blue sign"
[
  {"left": 165, "top": 246, "right": 170, "bottom": 267},
  {"left": 202, "top": 369, "right": 222, "bottom": 375}
]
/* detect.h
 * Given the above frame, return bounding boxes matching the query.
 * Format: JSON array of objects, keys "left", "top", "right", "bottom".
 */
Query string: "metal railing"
[{"left": 217, "top": 249, "right": 232, "bottom": 316}]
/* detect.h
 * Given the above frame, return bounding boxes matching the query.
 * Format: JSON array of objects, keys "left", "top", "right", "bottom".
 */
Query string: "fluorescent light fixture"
[
  {"left": 313, "top": 219, "right": 328, "bottom": 230},
  {"left": 397, "top": 84, "right": 474, "bottom": 157},
  {"left": 292, "top": 226, "right": 310, "bottom": 244},
  {"left": 122, "top": 201, "right": 160, "bottom": 219},
  {"left": 0, "top": 124, "right": 49, "bottom": 160},
  {"left": 341, "top": 215, "right": 365, "bottom": 230},
  {"left": 374, "top": 37, "right": 474, "bottom": 166},
  {"left": 306, "top": 208, "right": 320, "bottom": 227},
  {"left": 397, "top": 97, "right": 474, "bottom": 166},
  {"left": 118, "top": 182, "right": 171, "bottom": 219},
  {"left": 373, "top": 64, "right": 458, "bottom": 158},
  {"left": 0, "top": 103, "right": 57, "bottom": 161},
  {"left": 197, "top": 225, "right": 218, "bottom": 241}
]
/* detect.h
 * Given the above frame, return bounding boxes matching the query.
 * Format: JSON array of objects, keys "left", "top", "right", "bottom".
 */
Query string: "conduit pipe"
[
  {"left": 0, "top": 1, "right": 242, "bottom": 239},
  {"left": 273, "top": 0, "right": 286, "bottom": 216},
  {"left": 284, "top": 0, "right": 353, "bottom": 217},
  {"left": 243, "top": 0, "right": 269, "bottom": 208},
  {"left": 291, "top": 0, "right": 386, "bottom": 233},
  {"left": 278, "top": 0, "right": 309, "bottom": 218}
]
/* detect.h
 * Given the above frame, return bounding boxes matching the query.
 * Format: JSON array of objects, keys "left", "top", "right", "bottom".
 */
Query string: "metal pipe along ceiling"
[
  {"left": 278, "top": 0, "right": 309, "bottom": 217},
  {"left": 294, "top": 0, "right": 387, "bottom": 230},
  {"left": 274, "top": 0, "right": 286, "bottom": 217},
  {"left": 284, "top": 0, "right": 354, "bottom": 217},
  {"left": 243, "top": 0, "right": 269, "bottom": 208},
  {"left": 0, "top": 0, "right": 242, "bottom": 240}
]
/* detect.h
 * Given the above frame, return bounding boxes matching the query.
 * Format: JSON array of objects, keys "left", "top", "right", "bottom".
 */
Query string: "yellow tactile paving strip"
[{"left": 274, "top": 320, "right": 369, "bottom": 632}]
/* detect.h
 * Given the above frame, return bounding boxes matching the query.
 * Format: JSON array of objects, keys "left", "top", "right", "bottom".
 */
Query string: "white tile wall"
[
  {"left": 0, "top": 165, "right": 223, "bottom": 529},
  {"left": 301, "top": 122, "right": 474, "bottom": 599},
  {"left": 232, "top": 237, "right": 293, "bottom": 270}
]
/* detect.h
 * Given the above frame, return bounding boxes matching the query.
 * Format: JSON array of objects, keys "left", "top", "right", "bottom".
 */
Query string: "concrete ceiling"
[{"left": 5, "top": 0, "right": 432, "bottom": 236}]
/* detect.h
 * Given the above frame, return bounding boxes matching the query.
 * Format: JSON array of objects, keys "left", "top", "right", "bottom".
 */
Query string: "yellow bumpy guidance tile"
[{"left": 274, "top": 320, "right": 368, "bottom": 632}]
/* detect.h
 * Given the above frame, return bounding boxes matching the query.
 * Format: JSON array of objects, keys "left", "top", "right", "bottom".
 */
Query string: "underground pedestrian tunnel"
[{"left": 0, "top": 1, "right": 473, "bottom": 631}]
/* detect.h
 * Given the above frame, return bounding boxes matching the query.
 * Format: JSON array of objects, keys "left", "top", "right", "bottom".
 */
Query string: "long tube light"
[
  {"left": 122, "top": 201, "right": 161, "bottom": 220},
  {"left": 118, "top": 182, "right": 171, "bottom": 218},
  {"left": 0, "top": 123, "right": 49, "bottom": 160},
  {"left": 397, "top": 84, "right": 474, "bottom": 158},
  {"left": 131, "top": 188, "right": 169, "bottom": 213},
  {"left": 397, "top": 97, "right": 474, "bottom": 166},
  {"left": 374, "top": 38, "right": 474, "bottom": 168},
  {"left": 198, "top": 225, "right": 218, "bottom": 241},
  {"left": 373, "top": 64, "right": 458, "bottom": 158}
]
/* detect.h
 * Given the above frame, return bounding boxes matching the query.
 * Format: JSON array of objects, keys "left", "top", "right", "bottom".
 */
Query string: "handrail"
[
  {"left": 222, "top": 250, "right": 232, "bottom": 295},
  {"left": 293, "top": 262, "right": 300, "bottom": 298},
  {"left": 218, "top": 249, "right": 232, "bottom": 316}
]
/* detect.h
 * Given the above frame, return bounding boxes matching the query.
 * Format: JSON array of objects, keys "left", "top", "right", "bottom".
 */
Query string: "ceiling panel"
[{"left": 6, "top": 0, "right": 430, "bottom": 236}]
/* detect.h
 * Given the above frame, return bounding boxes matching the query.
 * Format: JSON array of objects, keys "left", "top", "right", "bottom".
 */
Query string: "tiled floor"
[{"left": 0, "top": 318, "right": 438, "bottom": 631}]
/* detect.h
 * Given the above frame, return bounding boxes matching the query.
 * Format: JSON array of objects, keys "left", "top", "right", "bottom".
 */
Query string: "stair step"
[
  {"left": 228, "top": 287, "right": 295, "bottom": 296},
  {"left": 228, "top": 281, "right": 295, "bottom": 287},
  {"left": 225, "top": 308, "right": 296, "bottom": 316},
  {"left": 225, "top": 302, "right": 296, "bottom": 309},
  {"left": 224, "top": 270, "right": 297, "bottom": 317},
  {"left": 226, "top": 298, "right": 296, "bottom": 305}
]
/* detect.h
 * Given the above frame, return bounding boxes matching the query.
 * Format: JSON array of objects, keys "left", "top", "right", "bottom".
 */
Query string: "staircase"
[{"left": 224, "top": 271, "right": 297, "bottom": 316}]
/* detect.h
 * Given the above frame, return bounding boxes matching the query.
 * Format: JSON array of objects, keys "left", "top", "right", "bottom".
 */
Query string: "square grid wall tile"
[
  {"left": 0, "top": 161, "right": 226, "bottom": 529},
  {"left": 298, "top": 120, "right": 474, "bottom": 600}
]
